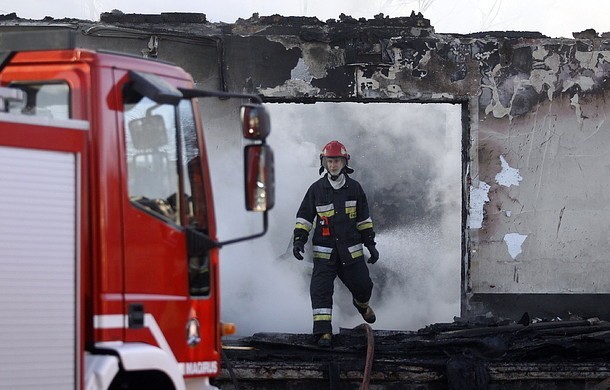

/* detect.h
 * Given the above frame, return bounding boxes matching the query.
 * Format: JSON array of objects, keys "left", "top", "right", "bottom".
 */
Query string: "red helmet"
[
  {"left": 320, "top": 140, "right": 350, "bottom": 160},
  {"left": 319, "top": 140, "right": 354, "bottom": 175}
]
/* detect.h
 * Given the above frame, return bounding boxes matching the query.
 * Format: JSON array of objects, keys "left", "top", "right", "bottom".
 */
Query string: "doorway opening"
[
  {"left": 271, "top": 102, "right": 463, "bottom": 330},
  {"left": 216, "top": 101, "right": 464, "bottom": 334}
]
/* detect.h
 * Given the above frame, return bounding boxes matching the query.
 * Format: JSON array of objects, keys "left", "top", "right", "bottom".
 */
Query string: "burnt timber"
[{"left": 213, "top": 316, "right": 610, "bottom": 389}]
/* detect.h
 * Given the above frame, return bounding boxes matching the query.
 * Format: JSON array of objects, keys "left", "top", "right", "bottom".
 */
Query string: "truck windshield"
[{"left": 123, "top": 94, "right": 208, "bottom": 232}]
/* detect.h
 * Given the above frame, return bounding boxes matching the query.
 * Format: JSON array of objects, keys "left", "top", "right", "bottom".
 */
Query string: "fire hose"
[
  {"left": 356, "top": 323, "right": 375, "bottom": 390},
  {"left": 221, "top": 348, "right": 241, "bottom": 390}
]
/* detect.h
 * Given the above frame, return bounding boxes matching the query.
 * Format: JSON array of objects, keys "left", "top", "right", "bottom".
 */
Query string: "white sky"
[{"left": 3, "top": 0, "right": 610, "bottom": 39}]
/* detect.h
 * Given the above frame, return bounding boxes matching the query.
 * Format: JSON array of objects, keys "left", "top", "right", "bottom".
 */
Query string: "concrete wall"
[{"left": 4, "top": 11, "right": 609, "bottom": 321}]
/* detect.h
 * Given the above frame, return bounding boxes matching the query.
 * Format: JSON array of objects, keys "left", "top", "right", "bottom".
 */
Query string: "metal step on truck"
[{"left": 0, "top": 29, "right": 274, "bottom": 390}]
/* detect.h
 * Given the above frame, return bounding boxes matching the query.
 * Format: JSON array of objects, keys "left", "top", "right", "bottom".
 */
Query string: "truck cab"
[{"left": 0, "top": 30, "right": 273, "bottom": 390}]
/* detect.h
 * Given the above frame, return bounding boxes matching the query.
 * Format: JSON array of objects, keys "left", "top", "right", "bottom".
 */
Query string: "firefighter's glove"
[
  {"left": 366, "top": 245, "right": 379, "bottom": 264},
  {"left": 293, "top": 240, "right": 305, "bottom": 260}
]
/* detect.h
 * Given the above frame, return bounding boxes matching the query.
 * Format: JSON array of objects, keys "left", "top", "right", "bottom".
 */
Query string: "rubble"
[{"left": 214, "top": 315, "right": 610, "bottom": 388}]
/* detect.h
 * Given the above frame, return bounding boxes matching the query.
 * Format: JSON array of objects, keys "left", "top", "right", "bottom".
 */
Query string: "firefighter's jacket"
[{"left": 294, "top": 174, "right": 375, "bottom": 266}]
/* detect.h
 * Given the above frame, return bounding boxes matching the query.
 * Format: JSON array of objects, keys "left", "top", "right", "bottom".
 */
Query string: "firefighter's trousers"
[{"left": 310, "top": 250, "right": 373, "bottom": 335}]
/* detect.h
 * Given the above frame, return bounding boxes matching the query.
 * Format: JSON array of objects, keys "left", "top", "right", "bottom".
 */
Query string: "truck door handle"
[{"left": 128, "top": 303, "right": 145, "bottom": 328}]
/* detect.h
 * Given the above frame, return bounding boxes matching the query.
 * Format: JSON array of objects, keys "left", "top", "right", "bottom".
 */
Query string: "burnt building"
[{"left": 2, "top": 11, "right": 610, "bottom": 388}]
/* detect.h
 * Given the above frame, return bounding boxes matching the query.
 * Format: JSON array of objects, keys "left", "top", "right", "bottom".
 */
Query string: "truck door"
[{"left": 115, "top": 69, "right": 219, "bottom": 370}]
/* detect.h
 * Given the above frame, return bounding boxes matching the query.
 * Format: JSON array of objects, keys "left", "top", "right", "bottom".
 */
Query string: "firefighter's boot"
[
  {"left": 353, "top": 299, "right": 376, "bottom": 324},
  {"left": 317, "top": 333, "right": 332, "bottom": 348}
]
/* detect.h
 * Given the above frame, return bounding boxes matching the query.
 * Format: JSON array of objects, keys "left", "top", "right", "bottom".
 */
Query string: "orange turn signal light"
[{"left": 221, "top": 322, "right": 236, "bottom": 336}]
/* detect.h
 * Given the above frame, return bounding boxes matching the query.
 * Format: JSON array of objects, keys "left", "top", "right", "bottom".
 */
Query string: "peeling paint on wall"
[
  {"left": 356, "top": 68, "right": 383, "bottom": 98},
  {"left": 478, "top": 41, "right": 610, "bottom": 120},
  {"left": 504, "top": 233, "right": 527, "bottom": 259},
  {"left": 290, "top": 58, "right": 313, "bottom": 82},
  {"left": 468, "top": 181, "right": 490, "bottom": 229},
  {"left": 495, "top": 155, "right": 522, "bottom": 187},
  {"left": 570, "top": 93, "right": 583, "bottom": 122},
  {"left": 258, "top": 79, "right": 321, "bottom": 97}
]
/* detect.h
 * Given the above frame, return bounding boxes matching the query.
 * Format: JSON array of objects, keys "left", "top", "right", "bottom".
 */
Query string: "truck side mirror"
[
  {"left": 244, "top": 144, "right": 275, "bottom": 211},
  {"left": 241, "top": 104, "right": 270, "bottom": 140}
]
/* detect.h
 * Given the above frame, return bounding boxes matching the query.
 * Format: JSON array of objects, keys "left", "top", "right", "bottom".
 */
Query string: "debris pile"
[{"left": 214, "top": 315, "right": 610, "bottom": 388}]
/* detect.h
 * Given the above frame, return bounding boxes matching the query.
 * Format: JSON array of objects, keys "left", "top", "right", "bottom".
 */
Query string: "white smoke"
[{"left": 204, "top": 101, "right": 461, "bottom": 335}]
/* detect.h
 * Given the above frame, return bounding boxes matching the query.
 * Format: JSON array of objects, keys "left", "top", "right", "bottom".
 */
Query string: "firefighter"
[{"left": 293, "top": 140, "right": 379, "bottom": 347}]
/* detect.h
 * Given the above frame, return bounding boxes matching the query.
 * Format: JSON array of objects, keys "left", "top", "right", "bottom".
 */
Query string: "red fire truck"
[{"left": 0, "top": 30, "right": 274, "bottom": 389}]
